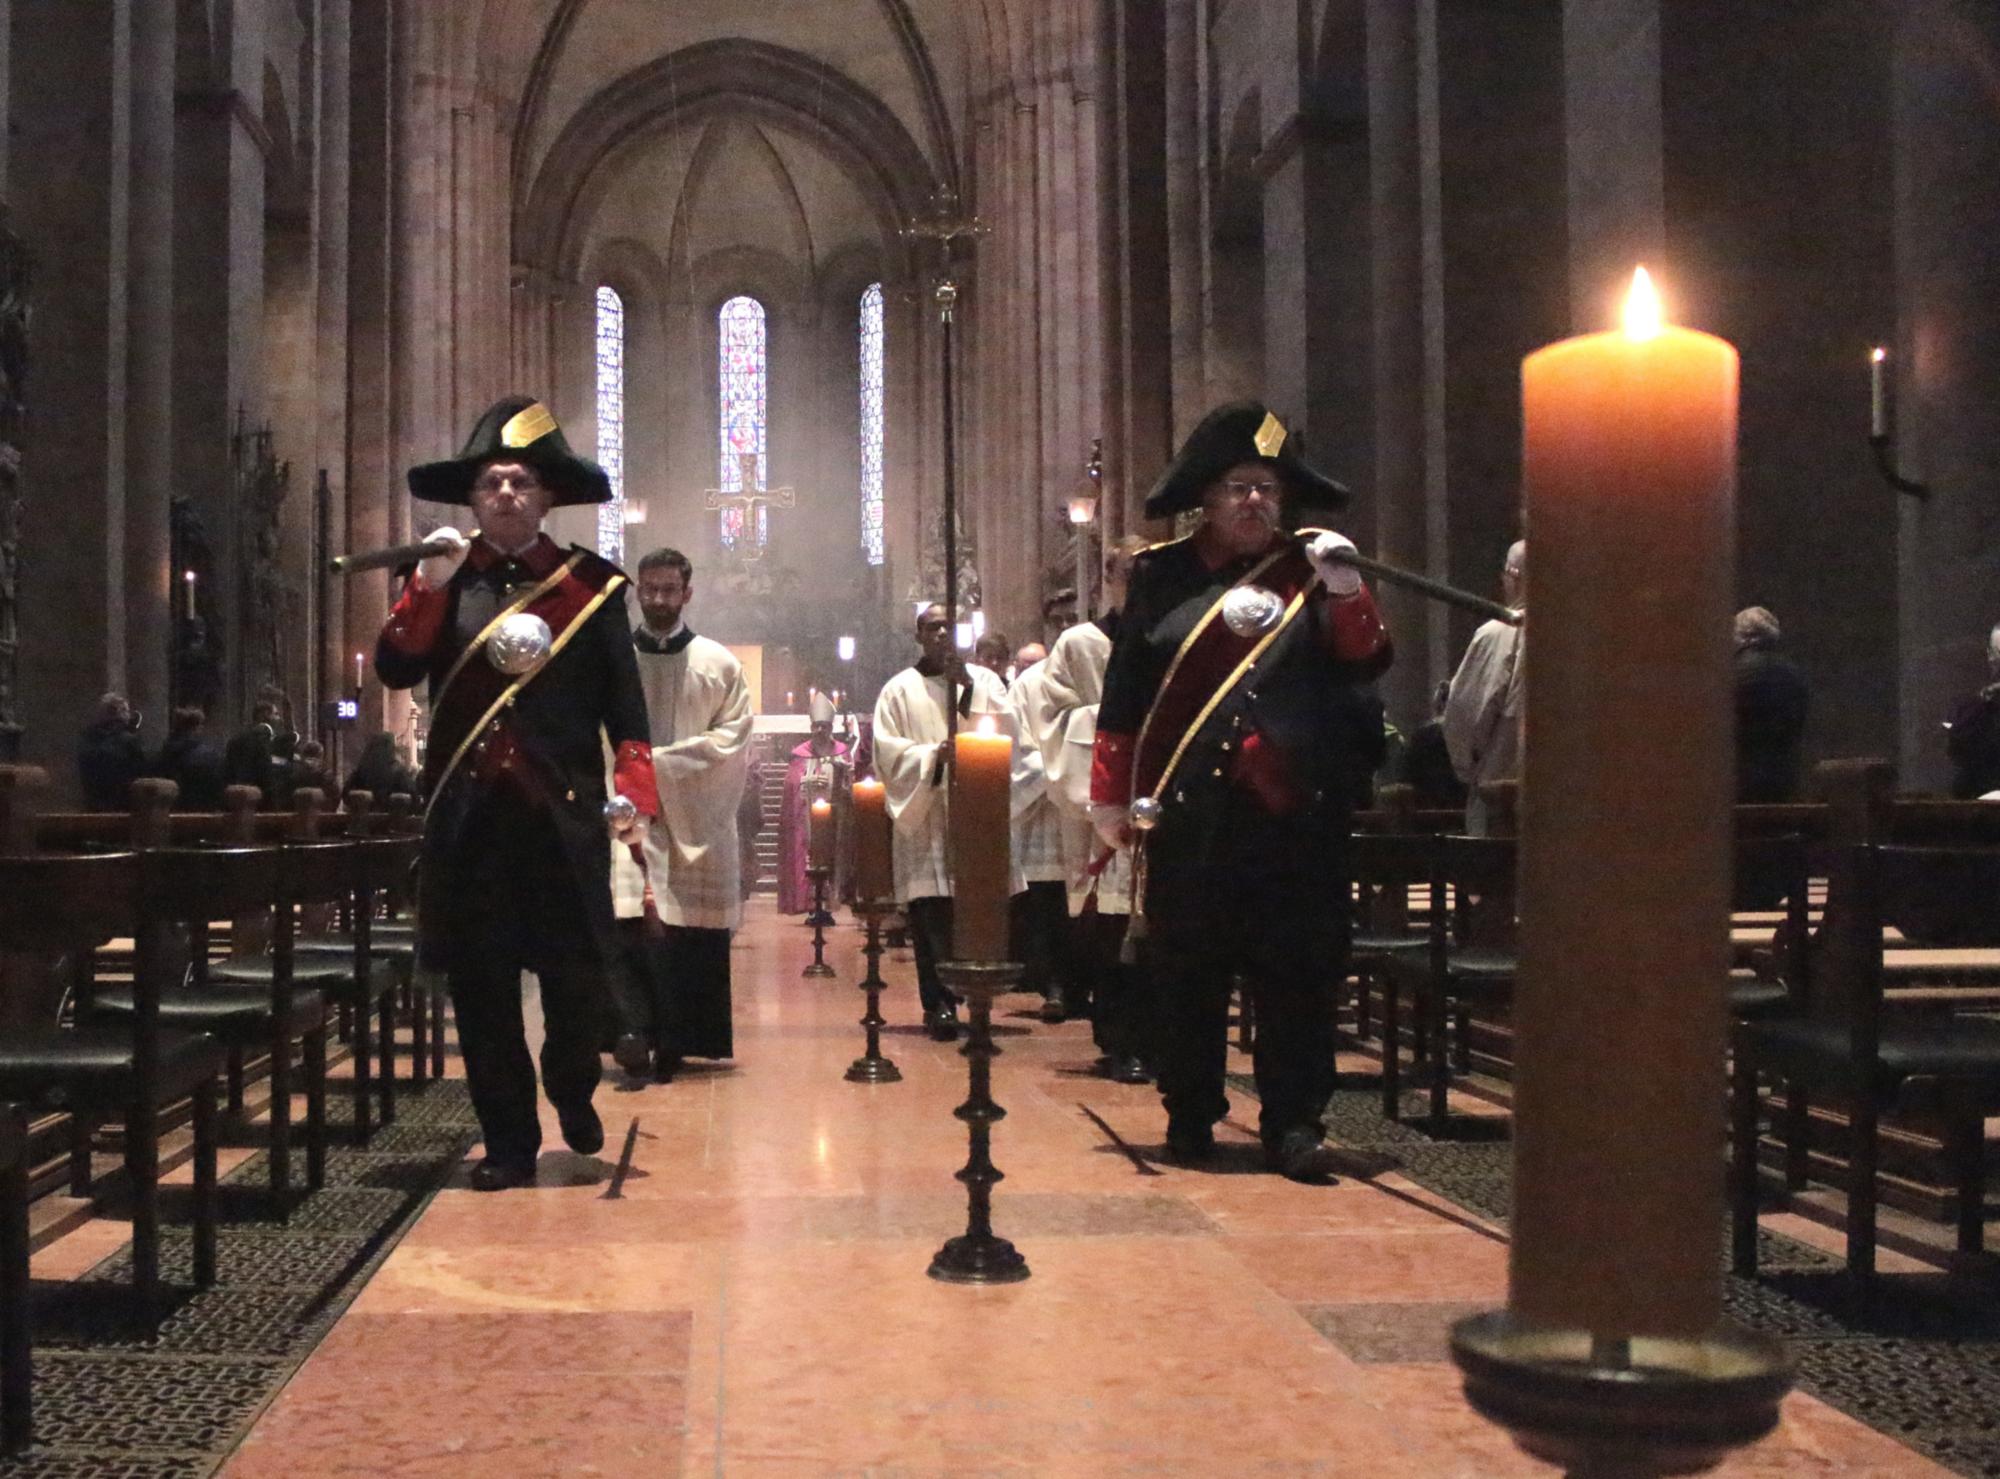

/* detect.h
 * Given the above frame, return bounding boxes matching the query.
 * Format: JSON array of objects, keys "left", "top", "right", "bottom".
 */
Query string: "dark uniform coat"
[{"left": 375, "top": 533, "right": 655, "bottom": 978}]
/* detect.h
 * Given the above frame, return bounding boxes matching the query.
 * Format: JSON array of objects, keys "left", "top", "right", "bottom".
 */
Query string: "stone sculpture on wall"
[{"left": 233, "top": 416, "right": 291, "bottom": 718}]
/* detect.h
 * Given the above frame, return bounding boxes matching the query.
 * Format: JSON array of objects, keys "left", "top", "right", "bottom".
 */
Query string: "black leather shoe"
[
  {"left": 1163, "top": 1121, "right": 1215, "bottom": 1164},
  {"left": 612, "top": 1034, "right": 652, "bottom": 1076},
  {"left": 557, "top": 1102, "right": 605, "bottom": 1156},
  {"left": 1267, "top": 1128, "right": 1342, "bottom": 1184},
  {"left": 652, "top": 1053, "right": 683, "bottom": 1084},
  {"left": 1109, "top": 1055, "right": 1152, "bottom": 1085},
  {"left": 1039, "top": 993, "right": 1067, "bottom": 1024},
  {"left": 469, "top": 1158, "right": 536, "bottom": 1192},
  {"left": 927, "top": 1008, "right": 961, "bottom": 1043}
]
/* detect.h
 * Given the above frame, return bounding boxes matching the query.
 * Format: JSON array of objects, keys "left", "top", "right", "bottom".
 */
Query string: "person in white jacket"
[
  {"left": 1443, "top": 540, "right": 1525, "bottom": 835},
  {"left": 872, "top": 603, "right": 1013, "bottom": 1040}
]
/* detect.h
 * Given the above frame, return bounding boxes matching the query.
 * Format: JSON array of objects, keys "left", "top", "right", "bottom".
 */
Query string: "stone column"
[
  {"left": 1561, "top": 0, "right": 1663, "bottom": 328},
  {"left": 1893, "top": 0, "right": 2000, "bottom": 786},
  {"left": 316, "top": 0, "right": 351, "bottom": 741},
  {"left": 124, "top": 0, "right": 176, "bottom": 733},
  {"left": 174, "top": 0, "right": 269, "bottom": 727},
  {"left": 1108, "top": 0, "right": 1172, "bottom": 531},
  {"left": 1367, "top": 0, "right": 1437, "bottom": 723},
  {"left": 1258, "top": 4, "right": 1373, "bottom": 544},
  {"left": 346, "top": 0, "right": 394, "bottom": 735},
  {"left": 1162, "top": 0, "right": 1205, "bottom": 443},
  {"left": 11, "top": 0, "right": 132, "bottom": 784}
]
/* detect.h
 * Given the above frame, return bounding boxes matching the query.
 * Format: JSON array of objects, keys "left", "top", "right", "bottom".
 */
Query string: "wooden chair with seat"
[
  {"left": 1381, "top": 833, "right": 1518, "bottom": 1131},
  {"left": 1731, "top": 841, "right": 2000, "bottom": 1282},
  {"left": 1345, "top": 830, "right": 1442, "bottom": 1118},
  {"left": 0, "top": 1103, "right": 28, "bottom": 1455},
  {"left": 0, "top": 850, "right": 224, "bottom": 1311},
  {"left": 207, "top": 794, "right": 401, "bottom": 1139},
  {"left": 87, "top": 845, "right": 332, "bottom": 1209}
]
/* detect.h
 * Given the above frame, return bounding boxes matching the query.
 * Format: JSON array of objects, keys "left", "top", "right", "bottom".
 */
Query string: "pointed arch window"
[
  {"left": 718, "top": 295, "right": 769, "bottom": 550},
  {"left": 859, "top": 282, "right": 886, "bottom": 566},
  {"left": 594, "top": 284, "right": 626, "bottom": 564}
]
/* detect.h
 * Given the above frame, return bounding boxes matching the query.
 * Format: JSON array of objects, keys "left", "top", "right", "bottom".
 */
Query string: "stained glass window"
[
  {"left": 717, "top": 295, "right": 769, "bottom": 550},
  {"left": 859, "top": 282, "right": 886, "bottom": 566},
  {"left": 594, "top": 285, "right": 626, "bottom": 564}
]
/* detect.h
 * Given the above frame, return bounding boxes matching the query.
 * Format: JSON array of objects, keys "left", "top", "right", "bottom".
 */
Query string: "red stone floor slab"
[{"left": 200, "top": 897, "right": 1947, "bottom": 1476}]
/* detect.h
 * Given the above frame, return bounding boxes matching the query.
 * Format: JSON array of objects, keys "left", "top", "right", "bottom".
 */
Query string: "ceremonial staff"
[
  {"left": 1310, "top": 543, "right": 1521, "bottom": 627},
  {"left": 327, "top": 532, "right": 474, "bottom": 576}
]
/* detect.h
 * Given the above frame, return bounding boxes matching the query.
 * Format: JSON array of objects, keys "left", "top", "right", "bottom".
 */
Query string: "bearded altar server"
[
  {"left": 778, "top": 691, "right": 851, "bottom": 914},
  {"left": 1027, "top": 535, "right": 1151, "bottom": 1079},
  {"left": 1091, "top": 402, "right": 1391, "bottom": 1182},
  {"left": 608, "top": 546, "right": 754, "bottom": 1082},
  {"left": 376, "top": 395, "right": 657, "bottom": 1191},
  {"left": 873, "top": 602, "right": 1013, "bottom": 1040}
]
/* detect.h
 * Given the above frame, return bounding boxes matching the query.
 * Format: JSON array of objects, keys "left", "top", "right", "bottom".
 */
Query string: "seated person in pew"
[{"left": 1945, "top": 621, "right": 2000, "bottom": 800}]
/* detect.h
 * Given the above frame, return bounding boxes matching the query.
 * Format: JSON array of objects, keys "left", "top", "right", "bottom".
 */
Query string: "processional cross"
[{"left": 704, "top": 452, "right": 795, "bottom": 560}]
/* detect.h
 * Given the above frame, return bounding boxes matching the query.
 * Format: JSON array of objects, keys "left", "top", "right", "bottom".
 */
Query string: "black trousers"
[
  {"left": 904, "top": 896, "right": 960, "bottom": 1015},
  {"left": 1143, "top": 807, "right": 1346, "bottom": 1148},
  {"left": 441, "top": 789, "right": 610, "bottom": 1167},
  {"left": 1009, "top": 881, "right": 1070, "bottom": 998},
  {"left": 610, "top": 921, "right": 735, "bottom": 1060},
  {"left": 1075, "top": 909, "right": 1146, "bottom": 1060}
]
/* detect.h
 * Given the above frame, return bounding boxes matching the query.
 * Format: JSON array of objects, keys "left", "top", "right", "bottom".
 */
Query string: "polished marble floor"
[{"left": 208, "top": 898, "right": 1942, "bottom": 1477}]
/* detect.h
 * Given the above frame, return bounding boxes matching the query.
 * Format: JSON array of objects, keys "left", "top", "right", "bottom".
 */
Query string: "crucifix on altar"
[{"left": 704, "top": 451, "right": 796, "bottom": 559}]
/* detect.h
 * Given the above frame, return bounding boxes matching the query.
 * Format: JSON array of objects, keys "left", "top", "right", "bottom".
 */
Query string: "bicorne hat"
[
  {"left": 407, "top": 395, "right": 613, "bottom": 507},
  {"left": 1143, "top": 401, "right": 1350, "bottom": 519}
]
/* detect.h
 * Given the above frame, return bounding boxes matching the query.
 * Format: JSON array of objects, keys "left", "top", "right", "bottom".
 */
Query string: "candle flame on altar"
[
  {"left": 1623, "top": 266, "right": 1663, "bottom": 341},
  {"left": 975, "top": 714, "right": 998, "bottom": 736}
]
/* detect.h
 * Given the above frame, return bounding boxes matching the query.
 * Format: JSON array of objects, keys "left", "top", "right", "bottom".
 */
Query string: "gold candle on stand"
[
  {"left": 950, "top": 715, "right": 1012, "bottom": 961},
  {"left": 1512, "top": 268, "right": 1737, "bottom": 1340},
  {"left": 852, "top": 779, "right": 892, "bottom": 902},
  {"left": 808, "top": 798, "right": 834, "bottom": 871}
]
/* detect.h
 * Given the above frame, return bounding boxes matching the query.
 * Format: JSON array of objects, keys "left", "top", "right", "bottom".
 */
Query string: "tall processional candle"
[
  {"left": 1512, "top": 268, "right": 1737, "bottom": 1340},
  {"left": 808, "top": 798, "right": 834, "bottom": 871},
  {"left": 851, "top": 779, "right": 893, "bottom": 902},
  {"left": 950, "top": 715, "right": 1012, "bottom": 960}
]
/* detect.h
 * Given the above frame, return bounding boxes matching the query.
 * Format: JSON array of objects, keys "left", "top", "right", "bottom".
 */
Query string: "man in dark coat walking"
[
  {"left": 376, "top": 395, "right": 658, "bottom": 1191},
  {"left": 1092, "top": 402, "right": 1392, "bottom": 1182}
]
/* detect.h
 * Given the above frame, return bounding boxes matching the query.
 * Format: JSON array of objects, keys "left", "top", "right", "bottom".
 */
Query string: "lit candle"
[
  {"left": 1869, "top": 346, "right": 1888, "bottom": 439},
  {"left": 949, "top": 714, "right": 1013, "bottom": 960},
  {"left": 183, "top": 569, "right": 197, "bottom": 619},
  {"left": 1512, "top": 267, "right": 1737, "bottom": 1341},
  {"left": 786, "top": 690, "right": 796, "bottom": 710},
  {"left": 354, "top": 651, "right": 365, "bottom": 691},
  {"left": 852, "top": 778, "right": 893, "bottom": 902},
  {"left": 808, "top": 797, "right": 834, "bottom": 871}
]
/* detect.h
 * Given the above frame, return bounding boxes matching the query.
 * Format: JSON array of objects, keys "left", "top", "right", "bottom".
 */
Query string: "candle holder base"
[
  {"left": 844, "top": 1055, "right": 903, "bottom": 1085},
  {"left": 845, "top": 902, "right": 902, "bottom": 1084},
  {"left": 1449, "top": 1312, "right": 1791, "bottom": 1478},
  {"left": 927, "top": 1231, "right": 1030, "bottom": 1285},
  {"left": 802, "top": 868, "right": 838, "bottom": 978},
  {"left": 927, "top": 958, "right": 1029, "bottom": 1285}
]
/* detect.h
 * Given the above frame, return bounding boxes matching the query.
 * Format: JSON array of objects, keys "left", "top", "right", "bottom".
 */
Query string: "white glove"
[
  {"left": 1089, "top": 802, "right": 1131, "bottom": 851},
  {"left": 419, "top": 526, "right": 471, "bottom": 588},
  {"left": 1308, "top": 531, "right": 1363, "bottom": 597}
]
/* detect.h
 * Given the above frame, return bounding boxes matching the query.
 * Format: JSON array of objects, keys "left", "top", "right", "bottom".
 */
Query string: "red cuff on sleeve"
[
  {"left": 1091, "top": 730, "right": 1135, "bottom": 807},
  {"left": 1323, "top": 583, "right": 1389, "bottom": 662},
  {"left": 379, "top": 577, "right": 449, "bottom": 657},
  {"left": 614, "top": 739, "right": 660, "bottom": 817}
]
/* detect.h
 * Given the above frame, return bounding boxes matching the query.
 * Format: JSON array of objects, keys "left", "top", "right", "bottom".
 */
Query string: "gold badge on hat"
[
  {"left": 1252, "top": 411, "right": 1287, "bottom": 459},
  {"left": 501, "top": 402, "right": 558, "bottom": 449}
]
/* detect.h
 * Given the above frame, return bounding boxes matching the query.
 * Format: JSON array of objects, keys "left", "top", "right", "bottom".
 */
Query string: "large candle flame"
[
  {"left": 975, "top": 714, "right": 998, "bottom": 735},
  {"left": 1623, "top": 266, "right": 1664, "bottom": 341}
]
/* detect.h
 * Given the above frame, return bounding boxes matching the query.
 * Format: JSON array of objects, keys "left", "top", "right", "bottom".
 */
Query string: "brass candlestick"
[
  {"left": 802, "top": 867, "right": 837, "bottom": 978},
  {"left": 927, "top": 958, "right": 1029, "bottom": 1285},
  {"left": 844, "top": 901, "right": 902, "bottom": 1084}
]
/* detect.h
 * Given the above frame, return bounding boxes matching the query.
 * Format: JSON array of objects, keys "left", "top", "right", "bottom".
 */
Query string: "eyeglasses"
[{"left": 1218, "top": 479, "right": 1281, "bottom": 501}]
